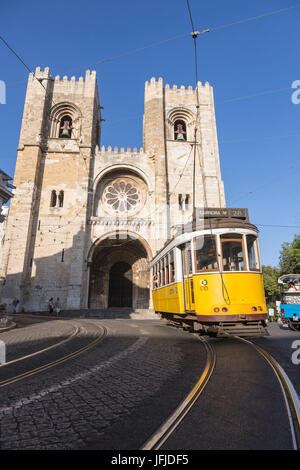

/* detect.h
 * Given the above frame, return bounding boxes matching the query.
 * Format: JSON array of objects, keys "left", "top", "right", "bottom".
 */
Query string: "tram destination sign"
[{"left": 195, "top": 207, "right": 249, "bottom": 221}]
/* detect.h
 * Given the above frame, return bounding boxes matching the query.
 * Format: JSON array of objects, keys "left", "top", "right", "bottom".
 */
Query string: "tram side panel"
[{"left": 152, "top": 283, "right": 185, "bottom": 315}]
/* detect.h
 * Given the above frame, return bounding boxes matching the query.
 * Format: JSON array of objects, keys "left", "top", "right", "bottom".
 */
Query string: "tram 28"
[{"left": 151, "top": 208, "right": 268, "bottom": 337}]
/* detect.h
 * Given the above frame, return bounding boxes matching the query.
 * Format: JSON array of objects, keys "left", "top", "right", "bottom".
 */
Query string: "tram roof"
[
  {"left": 151, "top": 217, "right": 258, "bottom": 264},
  {"left": 278, "top": 274, "right": 300, "bottom": 284}
]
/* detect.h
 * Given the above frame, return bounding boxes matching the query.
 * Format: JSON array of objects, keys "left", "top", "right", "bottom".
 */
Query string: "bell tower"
[
  {"left": 1, "top": 67, "right": 101, "bottom": 311},
  {"left": 143, "top": 77, "right": 225, "bottom": 239}
]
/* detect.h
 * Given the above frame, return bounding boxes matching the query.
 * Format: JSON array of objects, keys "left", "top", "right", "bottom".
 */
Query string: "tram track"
[
  {"left": 0, "top": 321, "right": 107, "bottom": 388},
  {"left": 141, "top": 335, "right": 216, "bottom": 450},
  {"left": 236, "top": 336, "right": 300, "bottom": 450},
  {"left": 141, "top": 331, "right": 300, "bottom": 450},
  {"left": 0, "top": 321, "right": 80, "bottom": 368}
]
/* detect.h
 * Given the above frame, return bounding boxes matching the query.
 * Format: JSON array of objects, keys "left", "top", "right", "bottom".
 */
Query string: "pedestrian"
[
  {"left": 55, "top": 298, "right": 61, "bottom": 316},
  {"left": 100, "top": 291, "right": 105, "bottom": 309},
  {"left": 288, "top": 282, "right": 296, "bottom": 292},
  {"left": 48, "top": 298, "right": 54, "bottom": 314},
  {"left": 12, "top": 298, "right": 19, "bottom": 313}
]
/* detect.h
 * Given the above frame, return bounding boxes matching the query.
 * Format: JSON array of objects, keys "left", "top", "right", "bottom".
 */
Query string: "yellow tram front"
[{"left": 151, "top": 215, "right": 268, "bottom": 336}]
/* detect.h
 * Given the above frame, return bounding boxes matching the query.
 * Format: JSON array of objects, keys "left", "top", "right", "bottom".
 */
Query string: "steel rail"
[
  {"left": 140, "top": 335, "right": 216, "bottom": 450},
  {"left": 237, "top": 336, "right": 300, "bottom": 450},
  {"left": 0, "top": 324, "right": 107, "bottom": 388},
  {"left": 0, "top": 321, "right": 80, "bottom": 368}
]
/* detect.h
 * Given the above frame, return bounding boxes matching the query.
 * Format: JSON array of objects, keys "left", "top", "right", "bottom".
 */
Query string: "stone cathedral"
[{"left": 0, "top": 67, "right": 225, "bottom": 312}]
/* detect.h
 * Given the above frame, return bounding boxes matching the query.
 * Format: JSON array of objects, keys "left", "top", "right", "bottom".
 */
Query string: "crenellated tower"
[
  {"left": 143, "top": 77, "right": 225, "bottom": 236},
  {"left": 1, "top": 67, "right": 101, "bottom": 311}
]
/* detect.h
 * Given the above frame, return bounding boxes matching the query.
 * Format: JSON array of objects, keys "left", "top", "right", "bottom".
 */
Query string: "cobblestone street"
[{"left": 0, "top": 317, "right": 206, "bottom": 449}]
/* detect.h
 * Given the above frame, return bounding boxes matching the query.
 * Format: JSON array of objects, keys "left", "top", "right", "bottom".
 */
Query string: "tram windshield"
[
  {"left": 221, "top": 233, "right": 245, "bottom": 271},
  {"left": 246, "top": 234, "right": 260, "bottom": 270},
  {"left": 194, "top": 236, "right": 218, "bottom": 271}
]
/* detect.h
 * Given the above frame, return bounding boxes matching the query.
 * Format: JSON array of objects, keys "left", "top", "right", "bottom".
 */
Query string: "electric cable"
[{"left": 186, "top": 0, "right": 230, "bottom": 305}]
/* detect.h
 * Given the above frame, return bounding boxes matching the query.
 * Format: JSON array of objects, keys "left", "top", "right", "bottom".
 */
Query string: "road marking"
[{"left": 0, "top": 340, "right": 5, "bottom": 364}]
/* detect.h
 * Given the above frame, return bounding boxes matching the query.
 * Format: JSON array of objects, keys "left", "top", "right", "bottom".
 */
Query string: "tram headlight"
[
  {"left": 222, "top": 308, "right": 228, "bottom": 312},
  {"left": 252, "top": 307, "right": 257, "bottom": 312},
  {"left": 258, "top": 306, "right": 263, "bottom": 311},
  {"left": 214, "top": 307, "right": 220, "bottom": 313}
]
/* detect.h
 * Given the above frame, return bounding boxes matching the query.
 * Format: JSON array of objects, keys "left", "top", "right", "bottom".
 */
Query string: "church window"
[
  {"left": 59, "top": 115, "right": 73, "bottom": 138},
  {"left": 58, "top": 190, "right": 64, "bottom": 208},
  {"left": 185, "top": 195, "right": 190, "bottom": 211},
  {"left": 178, "top": 194, "right": 183, "bottom": 210},
  {"left": 174, "top": 120, "right": 187, "bottom": 141},
  {"left": 105, "top": 181, "right": 140, "bottom": 212},
  {"left": 50, "top": 190, "right": 57, "bottom": 207}
]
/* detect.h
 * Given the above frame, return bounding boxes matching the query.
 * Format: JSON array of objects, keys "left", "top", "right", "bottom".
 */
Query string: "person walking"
[
  {"left": 48, "top": 298, "right": 54, "bottom": 314},
  {"left": 12, "top": 298, "right": 19, "bottom": 313},
  {"left": 100, "top": 292, "right": 105, "bottom": 310},
  {"left": 55, "top": 298, "right": 61, "bottom": 317}
]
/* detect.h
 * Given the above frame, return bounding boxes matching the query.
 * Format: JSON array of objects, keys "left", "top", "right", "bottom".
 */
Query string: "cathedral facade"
[{"left": 0, "top": 67, "right": 225, "bottom": 312}]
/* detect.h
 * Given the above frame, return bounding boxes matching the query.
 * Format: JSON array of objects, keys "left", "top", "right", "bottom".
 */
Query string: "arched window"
[
  {"left": 59, "top": 115, "right": 73, "bottom": 138},
  {"left": 174, "top": 120, "right": 187, "bottom": 141},
  {"left": 58, "top": 190, "right": 64, "bottom": 207},
  {"left": 50, "top": 190, "right": 57, "bottom": 207}
]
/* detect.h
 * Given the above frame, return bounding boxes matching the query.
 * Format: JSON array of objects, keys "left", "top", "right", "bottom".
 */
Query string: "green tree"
[
  {"left": 279, "top": 234, "right": 300, "bottom": 274},
  {"left": 262, "top": 265, "right": 281, "bottom": 305}
]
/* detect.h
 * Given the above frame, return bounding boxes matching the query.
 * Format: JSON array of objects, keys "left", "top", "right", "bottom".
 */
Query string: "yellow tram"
[{"left": 151, "top": 209, "right": 268, "bottom": 337}]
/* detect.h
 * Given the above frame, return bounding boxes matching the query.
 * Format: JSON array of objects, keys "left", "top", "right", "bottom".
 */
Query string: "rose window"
[{"left": 104, "top": 181, "right": 140, "bottom": 212}]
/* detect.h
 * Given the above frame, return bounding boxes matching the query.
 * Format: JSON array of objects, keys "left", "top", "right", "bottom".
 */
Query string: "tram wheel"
[{"left": 288, "top": 322, "right": 299, "bottom": 331}]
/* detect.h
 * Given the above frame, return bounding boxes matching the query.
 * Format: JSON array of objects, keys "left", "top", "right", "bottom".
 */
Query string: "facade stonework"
[{"left": 0, "top": 68, "right": 225, "bottom": 312}]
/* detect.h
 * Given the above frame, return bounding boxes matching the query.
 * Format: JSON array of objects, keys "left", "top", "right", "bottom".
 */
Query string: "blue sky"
[{"left": 0, "top": 0, "right": 299, "bottom": 267}]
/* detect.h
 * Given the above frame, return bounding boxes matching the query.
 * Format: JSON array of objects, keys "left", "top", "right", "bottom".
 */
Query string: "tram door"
[{"left": 181, "top": 243, "right": 195, "bottom": 312}]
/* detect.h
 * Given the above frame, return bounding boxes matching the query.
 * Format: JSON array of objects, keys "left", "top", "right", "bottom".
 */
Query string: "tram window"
[
  {"left": 160, "top": 260, "right": 164, "bottom": 286},
  {"left": 187, "top": 245, "right": 193, "bottom": 273},
  {"left": 220, "top": 233, "right": 243, "bottom": 239},
  {"left": 194, "top": 236, "right": 218, "bottom": 271},
  {"left": 153, "top": 264, "right": 158, "bottom": 289},
  {"left": 170, "top": 251, "right": 175, "bottom": 282},
  {"left": 165, "top": 256, "right": 169, "bottom": 284},
  {"left": 247, "top": 235, "right": 260, "bottom": 271},
  {"left": 221, "top": 235, "right": 245, "bottom": 271}
]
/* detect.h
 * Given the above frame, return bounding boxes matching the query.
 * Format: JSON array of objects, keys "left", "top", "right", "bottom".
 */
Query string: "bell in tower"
[
  {"left": 59, "top": 116, "right": 73, "bottom": 138},
  {"left": 174, "top": 121, "right": 186, "bottom": 141}
]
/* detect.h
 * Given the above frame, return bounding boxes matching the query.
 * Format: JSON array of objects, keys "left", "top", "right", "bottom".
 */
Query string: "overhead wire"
[
  {"left": 4, "top": 2, "right": 300, "bottom": 87},
  {"left": 0, "top": 36, "right": 93, "bottom": 253},
  {"left": 2, "top": 3, "right": 300, "bottom": 244},
  {"left": 186, "top": 0, "right": 230, "bottom": 304}
]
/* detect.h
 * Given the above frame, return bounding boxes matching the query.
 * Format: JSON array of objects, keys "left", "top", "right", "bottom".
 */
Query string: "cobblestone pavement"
[
  {"left": 0, "top": 318, "right": 77, "bottom": 363},
  {"left": 0, "top": 318, "right": 206, "bottom": 450}
]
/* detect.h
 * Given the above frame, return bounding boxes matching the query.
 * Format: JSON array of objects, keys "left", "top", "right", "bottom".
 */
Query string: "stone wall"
[{"left": 0, "top": 69, "right": 226, "bottom": 312}]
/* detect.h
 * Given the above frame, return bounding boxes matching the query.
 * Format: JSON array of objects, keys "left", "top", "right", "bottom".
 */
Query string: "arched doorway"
[
  {"left": 108, "top": 262, "right": 132, "bottom": 307},
  {"left": 88, "top": 234, "right": 151, "bottom": 310}
]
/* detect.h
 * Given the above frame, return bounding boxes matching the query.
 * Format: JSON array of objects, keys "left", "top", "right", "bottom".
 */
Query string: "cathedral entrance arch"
[
  {"left": 108, "top": 262, "right": 132, "bottom": 307},
  {"left": 88, "top": 233, "right": 151, "bottom": 310}
]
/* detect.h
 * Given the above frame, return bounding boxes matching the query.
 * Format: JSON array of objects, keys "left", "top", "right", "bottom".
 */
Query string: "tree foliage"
[
  {"left": 262, "top": 265, "right": 280, "bottom": 303},
  {"left": 279, "top": 234, "right": 300, "bottom": 274}
]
